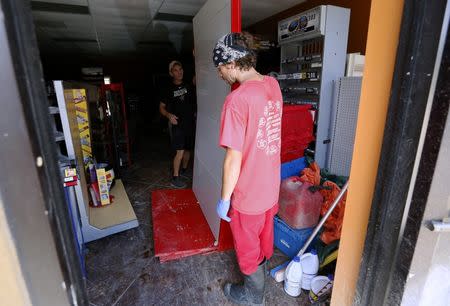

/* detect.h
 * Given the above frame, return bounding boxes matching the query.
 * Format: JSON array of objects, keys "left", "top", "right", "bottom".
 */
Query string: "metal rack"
[
  {"left": 99, "top": 83, "right": 132, "bottom": 176},
  {"left": 327, "top": 77, "right": 363, "bottom": 176},
  {"left": 53, "top": 81, "right": 138, "bottom": 243},
  {"left": 277, "top": 5, "right": 350, "bottom": 168},
  {"left": 48, "top": 82, "right": 84, "bottom": 268}
]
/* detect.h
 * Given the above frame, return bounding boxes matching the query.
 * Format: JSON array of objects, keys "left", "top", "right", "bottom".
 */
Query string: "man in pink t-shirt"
[{"left": 213, "top": 33, "right": 282, "bottom": 305}]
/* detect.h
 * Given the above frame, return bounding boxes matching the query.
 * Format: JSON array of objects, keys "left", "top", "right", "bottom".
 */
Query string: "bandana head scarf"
[{"left": 212, "top": 33, "right": 250, "bottom": 67}]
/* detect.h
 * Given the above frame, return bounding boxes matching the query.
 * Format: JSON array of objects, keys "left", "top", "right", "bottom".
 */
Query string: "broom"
[{"left": 270, "top": 180, "right": 349, "bottom": 281}]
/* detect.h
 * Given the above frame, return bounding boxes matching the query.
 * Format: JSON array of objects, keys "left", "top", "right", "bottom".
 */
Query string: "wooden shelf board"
[{"left": 89, "top": 179, "right": 137, "bottom": 229}]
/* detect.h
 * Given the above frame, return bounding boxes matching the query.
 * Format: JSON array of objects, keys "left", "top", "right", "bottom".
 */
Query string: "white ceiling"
[
  {"left": 242, "top": 0, "right": 305, "bottom": 27},
  {"left": 32, "top": 0, "right": 305, "bottom": 58}
]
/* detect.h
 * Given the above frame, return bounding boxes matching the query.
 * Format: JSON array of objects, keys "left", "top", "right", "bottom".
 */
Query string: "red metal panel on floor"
[{"left": 152, "top": 189, "right": 217, "bottom": 261}]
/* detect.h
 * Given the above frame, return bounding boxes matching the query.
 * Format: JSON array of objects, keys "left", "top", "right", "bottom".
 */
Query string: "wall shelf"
[
  {"left": 278, "top": 5, "right": 350, "bottom": 167},
  {"left": 54, "top": 80, "right": 138, "bottom": 243},
  {"left": 89, "top": 180, "right": 138, "bottom": 230}
]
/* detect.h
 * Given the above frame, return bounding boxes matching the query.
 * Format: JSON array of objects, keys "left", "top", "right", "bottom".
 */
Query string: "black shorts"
[{"left": 171, "top": 125, "right": 194, "bottom": 150}]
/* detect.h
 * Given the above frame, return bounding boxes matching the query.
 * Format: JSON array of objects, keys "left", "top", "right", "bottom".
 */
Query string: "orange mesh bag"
[
  {"left": 299, "top": 162, "right": 321, "bottom": 186},
  {"left": 319, "top": 181, "right": 347, "bottom": 244}
]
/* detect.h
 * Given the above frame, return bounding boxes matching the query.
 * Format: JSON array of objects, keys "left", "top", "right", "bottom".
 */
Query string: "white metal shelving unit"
[
  {"left": 54, "top": 80, "right": 138, "bottom": 243},
  {"left": 327, "top": 76, "right": 363, "bottom": 176},
  {"left": 277, "top": 5, "right": 350, "bottom": 168}
]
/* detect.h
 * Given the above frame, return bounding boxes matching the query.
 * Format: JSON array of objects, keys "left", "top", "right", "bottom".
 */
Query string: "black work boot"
[
  {"left": 224, "top": 260, "right": 266, "bottom": 305},
  {"left": 170, "top": 176, "right": 186, "bottom": 188}
]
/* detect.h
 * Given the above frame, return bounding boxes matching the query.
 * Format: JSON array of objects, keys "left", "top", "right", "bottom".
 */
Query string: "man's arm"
[
  {"left": 159, "top": 102, "right": 178, "bottom": 125},
  {"left": 221, "top": 147, "right": 242, "bottom": 200}
]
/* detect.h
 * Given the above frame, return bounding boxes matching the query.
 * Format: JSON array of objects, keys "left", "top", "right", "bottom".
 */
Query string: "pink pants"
[{"left": 229, "top": 204, "right": 279, "bottom": 275}]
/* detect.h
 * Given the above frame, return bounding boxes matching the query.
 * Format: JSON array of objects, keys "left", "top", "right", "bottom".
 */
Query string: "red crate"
[{"left": 281, "top": 105, "right": 314, "bottom": 163}]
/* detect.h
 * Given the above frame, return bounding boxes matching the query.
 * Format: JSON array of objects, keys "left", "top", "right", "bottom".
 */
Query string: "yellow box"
[
  {"left": 72, "top": 89, "right": 92, "bottom": 166},
  {"left": 96, "top": 168, "right": 110, "bottom": 206}
]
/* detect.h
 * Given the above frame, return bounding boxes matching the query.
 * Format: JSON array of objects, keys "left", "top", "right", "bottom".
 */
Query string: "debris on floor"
[{"left": 85, "top": 126, "right": 311, "bottom": 305}]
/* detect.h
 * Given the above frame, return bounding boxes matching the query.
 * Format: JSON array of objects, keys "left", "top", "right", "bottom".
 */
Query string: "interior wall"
[
  {"left": 246, "top": 0, "right": 372, "bottom": 54},
  {"left": 331, "top": 0, "right": 405, "bottom": 304},
  {"left": 192, "top": 0, "right": 231, "bottom": 240}
]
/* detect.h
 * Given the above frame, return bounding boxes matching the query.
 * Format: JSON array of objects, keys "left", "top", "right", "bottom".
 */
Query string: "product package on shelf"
[
  {"left": 67, "top": 89, "right": 92, "bottom": 167},
  {"left": 63, "top": 167, "right": 78, "bottom": 187},
  {"left": 89, "top": 163, "right": 115, "bottom": 207},
  {"left": 96, "top": 168, "right": 110, "bottom": 206}
]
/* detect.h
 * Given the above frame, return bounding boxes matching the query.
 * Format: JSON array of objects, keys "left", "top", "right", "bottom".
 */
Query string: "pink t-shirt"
[{"left": 219, "top": 76, "right": 283, "bottom": 215}]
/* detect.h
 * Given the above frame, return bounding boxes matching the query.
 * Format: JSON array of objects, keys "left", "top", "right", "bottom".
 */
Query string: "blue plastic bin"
[
  {"left": 280, "top": 157, "right": 307, "bottom": 180},
  {"left": 273, "top": 215, "right": 314, "bottom": 258}
]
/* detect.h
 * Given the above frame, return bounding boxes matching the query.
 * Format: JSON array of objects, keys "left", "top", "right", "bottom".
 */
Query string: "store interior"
[{"left": 30, "top": 0, "right": 372, "bottom": 304}]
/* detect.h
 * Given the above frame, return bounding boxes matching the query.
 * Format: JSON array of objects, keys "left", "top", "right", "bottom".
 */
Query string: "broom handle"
[{"left": 296, "top": 180, "right": 349, "bottom": 257}]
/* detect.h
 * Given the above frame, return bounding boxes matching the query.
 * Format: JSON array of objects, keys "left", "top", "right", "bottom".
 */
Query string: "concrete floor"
[{"left": 85, "top": 125, "right": 314, "bottom": 305}]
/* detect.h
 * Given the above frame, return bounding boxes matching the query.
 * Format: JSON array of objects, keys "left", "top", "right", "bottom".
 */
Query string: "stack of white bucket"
[
  {"left": 283, "top": 249, "right": 333, "bottom": 301},
  {"left": 300, "top": 249, "right": 319, "bottom": 290},
  {"left": 284, "top": 250, "right": 319, "bottom": 296},
  {"left": 270, "top": 250, "right": 333, "bottom": 302}
]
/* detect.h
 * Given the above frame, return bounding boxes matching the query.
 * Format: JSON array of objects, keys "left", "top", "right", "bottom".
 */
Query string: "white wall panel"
[
  {"left": 193, "top": 0, "right": 230, "bottom": 240},
  {"left": 192, "top": 155, "right": 222, "bottom": 237},
  {"left": 195, "top": 111, "right": 223, "bottom": 177}
]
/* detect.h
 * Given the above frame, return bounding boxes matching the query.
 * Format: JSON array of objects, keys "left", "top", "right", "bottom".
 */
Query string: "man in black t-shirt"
[{"left": 159, "top": 61, "right": 196, "bottom": 188}]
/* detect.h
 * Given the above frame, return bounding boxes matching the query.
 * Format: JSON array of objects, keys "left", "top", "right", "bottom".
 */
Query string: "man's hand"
[
  {"left": 168, "top": 113, "right": 178, "bottom": 125},
  {"left": 216, "top": 199, "right": 231, "bottom": 222},
  {"left": 160, "top": 102, "right": 178, "bottom": 125}
]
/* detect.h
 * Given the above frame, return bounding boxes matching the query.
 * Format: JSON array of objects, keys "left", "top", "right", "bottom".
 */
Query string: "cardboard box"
[{"left": 96, "top": 168, "right": 110, "bottom": 206}]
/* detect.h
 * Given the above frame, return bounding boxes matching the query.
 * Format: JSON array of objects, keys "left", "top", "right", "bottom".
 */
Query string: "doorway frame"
[
  {"left": 0, "top": 0, "right": 88, "bottom": 305},
  {"left": 331, "top": 0, "right": 449, "bottom": 304},
  {"left": 354, "top": 0, "right": 450, "bottom": 305}
]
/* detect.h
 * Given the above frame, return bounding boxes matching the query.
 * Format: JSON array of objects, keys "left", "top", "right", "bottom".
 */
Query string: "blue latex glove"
[{"left": 216, "top": 199, "right": 231, "bottom": 222}]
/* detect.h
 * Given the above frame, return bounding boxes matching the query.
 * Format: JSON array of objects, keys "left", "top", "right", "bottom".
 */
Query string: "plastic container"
[
  {"left": 300, "top": 249, "right": 319, "bottom": 290},
  {"left": 309, "top": 275, "right": 334, "bottom": 303},
  {"left": 280, "top": 157, "right": 307, "bottom": 180},
  {"left": 284, "top": 256, "right": 303, "bottom": 297},
  {"left": 273, "top": 216, "right": 314, "bottom": 258},
  {"left": 278, "top": 177, "right": 324, "bottom": 229}
]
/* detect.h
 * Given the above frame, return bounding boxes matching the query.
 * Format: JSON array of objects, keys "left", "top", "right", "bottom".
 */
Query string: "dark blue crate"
[
  {"left": 273, "top": 215, "right": 314, "bottom": 258},
  {"left": 280, "top": 157, "right": 306, "bottom": 180}
]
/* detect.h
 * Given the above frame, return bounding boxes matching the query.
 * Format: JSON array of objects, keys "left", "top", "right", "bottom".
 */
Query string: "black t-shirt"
[{"left": 160, "top": 82, "right": 195, "bottom": 128}]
